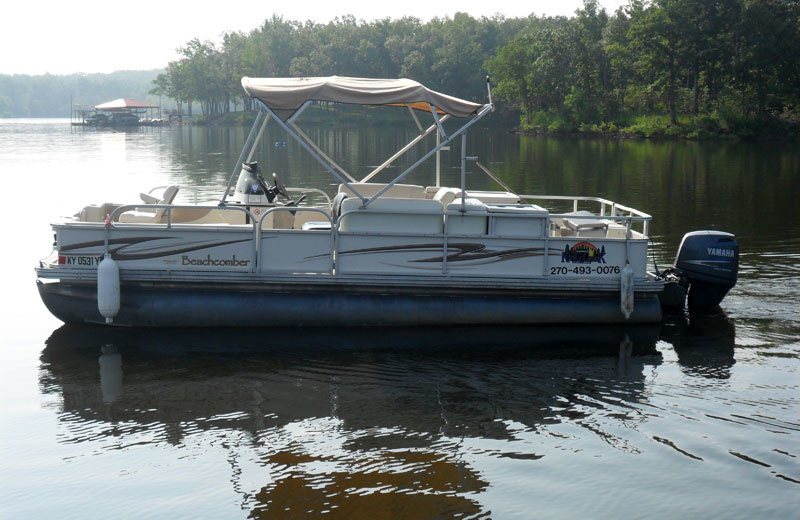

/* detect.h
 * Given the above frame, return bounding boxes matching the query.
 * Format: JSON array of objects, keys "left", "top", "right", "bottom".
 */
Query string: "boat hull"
[{"left": 37, "top": 279, "right": 662, "bottom": 327}]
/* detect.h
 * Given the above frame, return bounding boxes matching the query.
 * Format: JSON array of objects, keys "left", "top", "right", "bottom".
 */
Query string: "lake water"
[{"left": 1, "top": 118, "right": 798, "bottom": 518}]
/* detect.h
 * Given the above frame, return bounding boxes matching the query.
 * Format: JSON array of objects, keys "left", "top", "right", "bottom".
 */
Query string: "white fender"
[
  {"left": 620, "top": 262, "right": 634, "bottom": 320},
  {"left": 97, "top": 255, "right": 120, "bottom": 324}
]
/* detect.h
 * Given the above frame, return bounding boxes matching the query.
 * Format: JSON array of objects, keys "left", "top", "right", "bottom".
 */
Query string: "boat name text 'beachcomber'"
[{"left": 182, "top": 255, "right": 250, "bottom": 267}]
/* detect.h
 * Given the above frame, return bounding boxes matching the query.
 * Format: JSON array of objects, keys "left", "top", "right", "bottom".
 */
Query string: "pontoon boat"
[{"left": 35, "top": 76, "right": 739, "bottom": 326}]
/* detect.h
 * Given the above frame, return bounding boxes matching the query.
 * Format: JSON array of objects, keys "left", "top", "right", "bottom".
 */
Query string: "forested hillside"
[
  {"left": 486, "top": 0, "right": 800, "bottom": 137},
  {"left": 149, "top": 14, "right": 527, "bottom": 117},
  {"left": 150, "top": 1, "right": 799, "bottom": 138},
  {"left": 4, "top": 1, "right": 798, "bottom": 138},
  {"left": 0, "top": 70, "right": 163, "bottom": 117}
]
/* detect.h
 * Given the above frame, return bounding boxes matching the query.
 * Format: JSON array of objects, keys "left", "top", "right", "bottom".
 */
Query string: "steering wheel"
[{"left": 272, "top": 172, "right": 290, "bottom": 199}]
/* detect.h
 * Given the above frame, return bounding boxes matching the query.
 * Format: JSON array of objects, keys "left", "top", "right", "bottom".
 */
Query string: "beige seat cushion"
[
  {"left": 464, "top": 191, "right": 521, "bottom": 204},
  {"left": 339, "top": 197, "right": 443, "bottom": 233},
  {"left": 564, "top": 210, "right": 608, "bottom": 231},
  {"left": 119, "top": 185, "right": 180, "bottom": 223},
  {"left": 433, "top": 187, "right": 460, "bottom": 206},
  {"left": 338, "top": 183, "right": 426, "bottom": 199}
]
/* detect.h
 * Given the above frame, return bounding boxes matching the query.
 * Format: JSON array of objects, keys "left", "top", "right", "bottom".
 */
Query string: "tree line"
[
  {"left": 486, "top": 0, "right": 800, "bottom": 134},
  {"left": 2, "top": 1, "right": 797, "bottom": 136},
  {"left": 149, "top": 13, "right": 527, "bottom": 117},
  {"left": 151, "top": 1, "right": 799, "bottom": 136}
]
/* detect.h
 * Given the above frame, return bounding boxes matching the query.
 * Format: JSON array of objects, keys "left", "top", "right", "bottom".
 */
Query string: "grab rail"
[
  {"left": 110, "top": 203, "right": 256, "bottom": 227},
  {"left": 109, "top": 203, "right": 260, "bottom": 271},
  {"left": 337, "top": 204, "right": 649, "bottom": 275},
  {"left": 517, "top": 194, "right": 651, "bottom": 237},
  {"left": 104, "top": 197, "right": 650, "bottom": 277},
  {"left": 146, "top": 185, "right": 332, "bottom": 206}
]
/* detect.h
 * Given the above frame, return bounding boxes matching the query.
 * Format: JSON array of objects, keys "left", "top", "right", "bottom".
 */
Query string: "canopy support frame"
[
  {"left": 430, "top": 104, "right": 447, "bottom": 139},
  {"left": 290, "top": 121, "right": 357, "bottom": 183},
  {"left": 407, "top": 105, "right": 424, "bottom": 133},
  {"left": 363, "top": 103, "right": 493, "bottom": 207},
  {"left": 239, "top": 79, "right": 494, "bottom": 206},
  {"left": 246, "top": 112, "right": 271, "bottom": 163},
  {"left": 360, "top": 114, "right": 450, "bottom": 183},
  {"left": 254, "top": 99, "right": 366, "bottom": 202},
  {"left": 220, "top": 110, "right": 265, "bottom": 205}
]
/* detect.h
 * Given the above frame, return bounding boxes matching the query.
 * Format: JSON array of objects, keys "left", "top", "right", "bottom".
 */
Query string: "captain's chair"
[{"left": 119, "top": 185, "right": 180, "bottom": 223}]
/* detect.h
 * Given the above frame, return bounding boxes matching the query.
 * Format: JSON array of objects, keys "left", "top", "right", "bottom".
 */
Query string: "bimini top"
[{"left": 241, "top": 76, "right": 484, "bottom": 118}]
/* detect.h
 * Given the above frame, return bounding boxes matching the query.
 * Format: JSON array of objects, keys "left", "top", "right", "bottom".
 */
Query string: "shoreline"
[
  {"left": 190, "top": 110, "right": 800, "bottom": 142},
  {"left": 518, "top": 127, "right": 799, "bottom": 142},
  {"left": 516, "top": 113, "right": 800, "bottom": 142}
]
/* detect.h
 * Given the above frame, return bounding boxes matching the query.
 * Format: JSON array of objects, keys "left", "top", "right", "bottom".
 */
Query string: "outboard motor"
[
  {"left": 674, "top": 231, "right": 739, "bottom": 308},
  {"left": 233, "top": 161, "right": 277, "bottom": 205}
]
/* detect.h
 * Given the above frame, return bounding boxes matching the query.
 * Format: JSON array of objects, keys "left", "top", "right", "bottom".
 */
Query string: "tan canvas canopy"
[{"left": 241, "top": 76, "right": 484, "bottom": 118}]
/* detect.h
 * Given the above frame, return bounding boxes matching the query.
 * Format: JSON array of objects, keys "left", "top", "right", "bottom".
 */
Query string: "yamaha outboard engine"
[{"left": 674, "top": 231, "right": 739, "bottom": 308}]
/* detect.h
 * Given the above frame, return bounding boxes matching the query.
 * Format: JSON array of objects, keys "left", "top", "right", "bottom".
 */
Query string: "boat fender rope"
[{"left": 648, "top": 237, "right": 660, "bottom": 276}]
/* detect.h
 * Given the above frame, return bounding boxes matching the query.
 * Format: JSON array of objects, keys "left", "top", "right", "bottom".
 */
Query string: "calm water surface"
[{"left": 1, "top": 119, "right": 798, "bottom": 518}]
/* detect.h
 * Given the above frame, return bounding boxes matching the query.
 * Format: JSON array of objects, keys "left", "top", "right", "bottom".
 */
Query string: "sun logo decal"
[{"left": 562, "top": 242, "right": 606, "bottom": 264}]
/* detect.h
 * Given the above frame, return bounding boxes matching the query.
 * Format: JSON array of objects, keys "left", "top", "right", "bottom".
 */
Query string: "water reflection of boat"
[
  {"left": 660, "top": 308, "right": 736, "bottom": 379},
  {"left": 40, "top": 323, "right": 662, "bottom": 435},
  {"left": 37, "top": 323, "right": 680, "bottom": 516},
  {"left": 44, "top": 322, "right": 661, "bottom": 357}
]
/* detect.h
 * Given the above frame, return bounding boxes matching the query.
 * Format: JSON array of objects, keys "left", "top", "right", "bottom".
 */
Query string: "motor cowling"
[{"left": 674, "top": 231, "right": 739, "bottom": 308}]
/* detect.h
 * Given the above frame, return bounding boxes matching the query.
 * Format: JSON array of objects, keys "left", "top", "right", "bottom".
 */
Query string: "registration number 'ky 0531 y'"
[
  {"left": 58, "top": 255, "right": 103, "bottom": 267},
  {"left": 550, "top": 265, "right": 621, "bottom": 275}
]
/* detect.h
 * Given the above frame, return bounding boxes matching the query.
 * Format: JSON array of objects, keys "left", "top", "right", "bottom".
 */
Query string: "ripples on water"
[
  {"left": 24, "top": 315, "right": 797, "bottom": 519},
  {"left": 0, "top": 120, "right": 798, "bottom": 518}
]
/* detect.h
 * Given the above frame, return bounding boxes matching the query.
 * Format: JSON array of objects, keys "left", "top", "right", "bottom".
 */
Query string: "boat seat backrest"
[
  {"left": 433, "top": 187, "right": 460, "bottom": 206},
  {"left": 119, "top": 185, "right": 180, "bottom": 223},
  {"left": 78, "top": 202, "right": 124, "bottom": 222},
  {"left": 161, "top": 185, "right": 180, "bottom": 204},
  {"left": 331, "top": 192, "right": 348, "bottom": 221},
  {"left": 139, "top": 192, "right": 160, "bottom": 204},
  {"left": 338, "top": 183, "right": 426, "bottom": 199},
  {"left": 152, "top": 184, "right": 180, "bottom": 219},
  {"left": 338, "top": 197, "right": 443, "bottom": 233}
]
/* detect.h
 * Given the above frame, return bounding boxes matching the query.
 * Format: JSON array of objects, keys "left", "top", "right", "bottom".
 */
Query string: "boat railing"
[
  {"left": 146, "top": 185, "right": 332, "bottom": 206},
  {"left": 517, "top": 194, "right": 652, "bottom": 237},
  {"left": 103, "top": 199, "right": 650, "bottom": 276},
  {"left": 337, "top": 203, "right": 651, "bottom": 233},
  {"left": 335, "top": 205, "right": 650, "bottom": 275},
  {"left": 107, "top": 203, "right": 260, "bottom": 271},
  {"left": 110, "top": 203, "right": 257, "bottom": 228}
]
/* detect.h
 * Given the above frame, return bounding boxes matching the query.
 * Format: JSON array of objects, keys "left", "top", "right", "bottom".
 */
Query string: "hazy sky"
[{"left": 1, "top": 0, "right": 627, "bottom": 75}]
